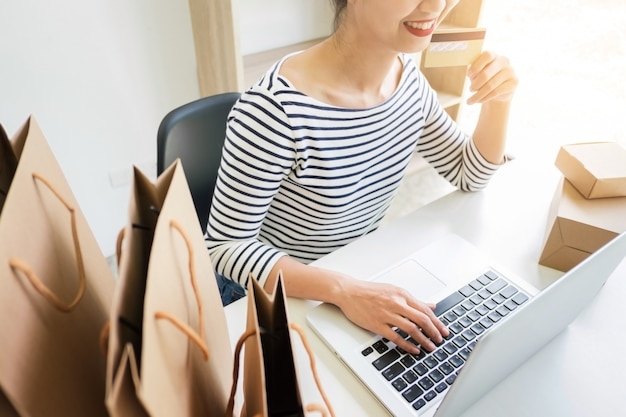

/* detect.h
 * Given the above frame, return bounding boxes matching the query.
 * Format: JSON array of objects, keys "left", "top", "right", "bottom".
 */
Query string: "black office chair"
[{"left": 156, "top": 92, "right": 241, "bottom": 232}]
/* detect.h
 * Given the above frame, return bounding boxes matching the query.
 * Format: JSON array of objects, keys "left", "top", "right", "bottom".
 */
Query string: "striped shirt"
[{"left": 205, "top": 53, "right": 502, "bottom": 287}]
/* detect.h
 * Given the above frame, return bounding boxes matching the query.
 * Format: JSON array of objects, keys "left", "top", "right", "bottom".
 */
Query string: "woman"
[{"left": 206, "top": 0, "right": 518, "bottom": 355}]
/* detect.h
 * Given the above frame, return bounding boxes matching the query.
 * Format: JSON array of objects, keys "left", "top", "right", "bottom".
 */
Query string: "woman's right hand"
[
  {"left": 266, "top": 257, "right": 449, "bottom": 354},
  {"left": 333, "top": 277, "right": 449, "bottom": 355}
]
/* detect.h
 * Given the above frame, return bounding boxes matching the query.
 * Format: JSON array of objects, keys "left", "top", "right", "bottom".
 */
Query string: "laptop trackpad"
[{"left": 372, "top": 259, "right": 445, "bottom": 301}]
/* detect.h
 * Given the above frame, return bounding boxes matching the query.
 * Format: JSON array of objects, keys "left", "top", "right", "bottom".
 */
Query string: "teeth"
[{"left": 406, "top": 21, "right": 434, "bottom": 30}]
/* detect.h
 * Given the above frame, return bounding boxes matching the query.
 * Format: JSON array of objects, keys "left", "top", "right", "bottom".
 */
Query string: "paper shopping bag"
[
  {"left": 0, "top": 123, "right": 24, "bottom": 417},
  {"left": 0, "top": 116, "right": 115, "bottom": 416},
  {"left": 106, "top": 160, "right": 233, "bottom": 417},
  {"left": 227, "top": 274, "right": 335, "bottom": 417},
  {"left": 0, "top": 123, "right": 18, "bottom": 212},
  {"left": 0, "top": 387, "right": 19, "bottom": 417}
]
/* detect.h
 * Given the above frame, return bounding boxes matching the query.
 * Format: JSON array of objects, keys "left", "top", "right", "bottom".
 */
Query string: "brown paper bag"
[
  {"left": 106, "top": 160, "right": 233, "bottom": 416},
  {"left": 227, "top": 274, "right": 335, "bottom": 417},
  {"left": 0, "top": 123, "right": 18, "bottom": 212},
  {"left": 0, "top": 116, "right": 115, "bottom": 416},
  {"left": 0, "top": 122, "right": 24, "bottom": 417},
  {"left": 0, "top": 387, "right": 19, "bottom": 417}
]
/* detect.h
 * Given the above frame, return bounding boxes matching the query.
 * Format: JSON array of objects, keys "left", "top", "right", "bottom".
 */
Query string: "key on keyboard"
[{"left": 360, "top": 269, "right": 529, "bottom": 413}]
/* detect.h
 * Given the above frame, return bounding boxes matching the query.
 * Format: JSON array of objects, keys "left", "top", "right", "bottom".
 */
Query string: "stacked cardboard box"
[{"left": 539, "top": 142, "right": 626, "bottom": 272}]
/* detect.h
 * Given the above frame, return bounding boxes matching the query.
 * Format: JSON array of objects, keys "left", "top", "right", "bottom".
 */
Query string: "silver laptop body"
[{"left": 306, "top": 232, "right": 626, "bottom": 417}]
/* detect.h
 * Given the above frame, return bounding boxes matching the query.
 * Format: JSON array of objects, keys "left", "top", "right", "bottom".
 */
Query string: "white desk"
[{"left": 225, "top": 155, "right": 626, "bottom": 416}]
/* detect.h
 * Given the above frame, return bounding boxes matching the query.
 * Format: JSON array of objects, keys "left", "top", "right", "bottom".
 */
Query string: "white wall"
[
  {"left": 0, "top": 0, "right": 333, "bottom": 258},
  {"left": 238, "top": 0, "right": 334, "bottom": 55},
  {"left": 0, "top": 0, "right": 200, "bottom": 257}
]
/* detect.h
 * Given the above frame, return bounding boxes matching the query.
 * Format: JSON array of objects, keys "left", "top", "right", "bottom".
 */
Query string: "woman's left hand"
[{"left": 466, "top": 51, "right": 518, "bottom": 105}]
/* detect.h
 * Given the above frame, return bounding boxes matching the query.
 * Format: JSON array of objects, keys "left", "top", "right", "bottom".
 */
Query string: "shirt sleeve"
[
  {"left": 205, "top": 85, "right": 294, "bottom": 288},
  {"left": 413, "top": 70, "right": 505, "bottom": 192}
]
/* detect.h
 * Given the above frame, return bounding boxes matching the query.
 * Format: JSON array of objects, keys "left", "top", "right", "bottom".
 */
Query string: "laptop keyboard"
[{"left": 360, "top": 269, "right": 529, "bottom": 413}]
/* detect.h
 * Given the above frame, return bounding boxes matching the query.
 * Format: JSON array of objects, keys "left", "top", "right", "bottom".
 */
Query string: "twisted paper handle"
[
  {"left": 291, "top": 323, "right": 336, "bottom": 417},
  {"left": 115, "top": 226, "right": 125, "bottom": 268},
  {"left": 153, "top": 219, "right": 209, "bottom": 361},
  {"left": 8, "top": 172, "right": 86, "bottom": 313},
  {"left": 98, "top": 227, "right": 126, "bottom": 357},
  {"left": 226, "top": 322, "right": 336, "bottom": 417}
]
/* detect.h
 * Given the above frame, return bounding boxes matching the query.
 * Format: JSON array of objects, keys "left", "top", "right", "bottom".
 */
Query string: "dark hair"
[{"left": 330, "top": 0, "right": 347, "bottom": 32}]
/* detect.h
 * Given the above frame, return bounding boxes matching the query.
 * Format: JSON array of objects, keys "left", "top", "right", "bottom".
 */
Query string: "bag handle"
[
  {"left": 226, "top": 322, "right": 336, "bottom": 417},
  {"left": 153, "top": 219, "right": 209, "bottom": 361},
  {"left": 291, "top": 323, "right": 336, "bottom": 417},
  {"left": 8, "top": 172, "right": 86, "bottom": 313},
  {"left": 115, "top": 226, "right": 125, "bottom": 268}
]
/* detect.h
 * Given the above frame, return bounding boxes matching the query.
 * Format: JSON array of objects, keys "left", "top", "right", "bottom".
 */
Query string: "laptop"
[{"left": 306, "top": 232, "right": 626, "bottom": 417}]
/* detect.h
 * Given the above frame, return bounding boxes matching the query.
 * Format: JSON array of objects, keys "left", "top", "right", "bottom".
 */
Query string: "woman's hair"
[{"left": 330, "top": 0, "right": 347, "bottom": 32}]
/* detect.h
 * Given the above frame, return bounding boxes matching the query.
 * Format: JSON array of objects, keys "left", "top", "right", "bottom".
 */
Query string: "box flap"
[
  {"left": 557, "top": 179, "right": 626, "bottom": 234},
  {"left": 539, "top": 218, "right": 564, "bottom": 260},
  {"left": 592, "top": 177, "right": 626, "bottom": 199},
  {"left": 539, "top": 217, "right": 592, "bottom": 272},
  {"left": 539, "top": 177, "right": 626, "bottom": 272},
  {"left": 539, "top": 245, "right": 591, "bottom": 272},
  {"left": 564, "top": 142, "right": 626, "bottom": 179},
  {"left": 556, "top": 142, "right": 626, "bottom": 198}
]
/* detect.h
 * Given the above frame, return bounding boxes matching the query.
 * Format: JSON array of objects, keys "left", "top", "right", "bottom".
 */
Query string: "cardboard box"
[
  {"left": 423, "top": 27, "right": 486, "bottom": 68},
  {"left": 539, "top": 177, "right": 626, "bottom": 272},
  {"left": 555, "top": 142, "right": 626, "bottom": 199}
]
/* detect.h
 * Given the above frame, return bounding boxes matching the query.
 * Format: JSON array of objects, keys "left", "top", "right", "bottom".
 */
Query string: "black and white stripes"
[{"left": 205, "top": 54, "right": 501, "bottom": 287}]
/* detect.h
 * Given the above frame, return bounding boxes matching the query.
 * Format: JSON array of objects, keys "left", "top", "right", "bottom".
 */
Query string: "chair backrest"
[{"left": 157, "top": 92, "right": 241, "bottom": 232}]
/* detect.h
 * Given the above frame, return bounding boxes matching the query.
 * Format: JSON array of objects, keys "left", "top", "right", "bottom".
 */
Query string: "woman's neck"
[
  {"left": 290, "top": 35, "right": 403, "bottom": 108},
  {"left": 325, "top": 32, "right": 401, "bottom": 95}
]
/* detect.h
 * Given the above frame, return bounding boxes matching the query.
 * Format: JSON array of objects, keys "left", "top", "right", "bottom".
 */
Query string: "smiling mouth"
[
  {"left": 404, "top": 20, "right": 436, "bottom": 31},
  {"left": 403, "top": 19, "right": 437, "bottom": 38}
]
